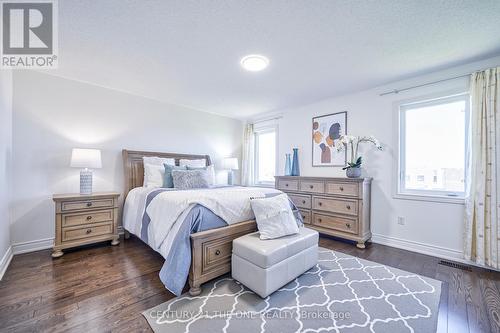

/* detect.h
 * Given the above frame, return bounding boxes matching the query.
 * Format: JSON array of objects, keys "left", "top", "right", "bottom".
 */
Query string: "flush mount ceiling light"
[{"left": 240, "top": 54, "right": 269, "bottom": 72}]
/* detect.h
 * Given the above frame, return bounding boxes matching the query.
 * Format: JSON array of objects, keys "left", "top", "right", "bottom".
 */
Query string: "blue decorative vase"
[
  {"left": 284, "top": 154, "right": 292, "bottom": 176},
  {"left": 291, "top": 148, "right": 300, "bottom": 176}
]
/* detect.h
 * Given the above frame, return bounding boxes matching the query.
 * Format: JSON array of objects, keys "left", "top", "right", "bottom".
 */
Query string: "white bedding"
[
  {"left": 122, "top": 186, "right": 281, "bottom": 259},
  {"left": 146, "top": 186, "right": 280, "bottom": 248},
  {"left": 123, "top": 186, "right": 162, "bottom": 236}
]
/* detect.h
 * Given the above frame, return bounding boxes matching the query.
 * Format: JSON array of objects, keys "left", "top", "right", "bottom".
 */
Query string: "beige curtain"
[
  {"left": 464, "top": 67, "right": 500, "bottom": 268},
  {"left": 241, "top": 123, "right": 254, "bottom": 186}
]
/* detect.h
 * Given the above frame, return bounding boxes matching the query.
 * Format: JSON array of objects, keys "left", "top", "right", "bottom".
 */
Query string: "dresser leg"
[
  {"left": 189, "top": 285, "right": 201, "bottom": 296},
  {"left": 356, "top": 242, "right": 366, "bottom": 249},
  {"left": 124, "top": 230, "right": 130, "bottom": 239},
  {"left": 52, "top": 249, "right": 64, "bottom": 258},
  {"left": 111, "top": 237, "right": 120, "bottom": 246}
]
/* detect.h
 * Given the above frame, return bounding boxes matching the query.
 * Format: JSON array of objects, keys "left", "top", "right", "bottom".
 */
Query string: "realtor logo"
[{"left": 1, "top": 0, "right": 58, "bottom": 68}]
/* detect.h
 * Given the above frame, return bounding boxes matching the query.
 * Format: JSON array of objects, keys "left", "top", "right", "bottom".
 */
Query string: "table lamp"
[
  {"left": 222, "top": 157, "right": 239, "bottom": 185},
  {"left": 71, "top": 148, "right": 102, "bottom": 195}
]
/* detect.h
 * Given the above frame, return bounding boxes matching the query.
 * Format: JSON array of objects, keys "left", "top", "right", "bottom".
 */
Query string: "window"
[
  {"left": 253, "top": 125, "right": 277, "bottom": 186},
  {"left": 398, "top": 93, "right": 469, "bottom": 199}
]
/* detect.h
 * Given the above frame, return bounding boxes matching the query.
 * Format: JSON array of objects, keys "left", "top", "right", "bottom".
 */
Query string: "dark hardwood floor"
[{"left": 1, "top": 235, "right": 499, "bottom": 332}]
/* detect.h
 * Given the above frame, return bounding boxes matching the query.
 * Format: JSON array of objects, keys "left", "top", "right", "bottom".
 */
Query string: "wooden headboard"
[{"left": 122, "top": 149, "right": 211, "bottom": 198}]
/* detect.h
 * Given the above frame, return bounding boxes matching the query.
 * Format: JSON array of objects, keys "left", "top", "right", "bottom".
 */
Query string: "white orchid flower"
[{"left": 334, "top": 134, "right": 383, "bottom": 167}]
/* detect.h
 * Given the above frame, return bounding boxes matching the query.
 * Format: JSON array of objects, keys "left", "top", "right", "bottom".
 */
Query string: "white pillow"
[
  {"left": 143, "top": 156, "right": 175, "bottom": 187},
  {"left": 179, "top": 158, "right": 206, "bottom": 167},
  {"left": 250, "top": 194, "right": 300, "bottom": 240},
  {"left": 143, "top": 156, "right": 175, "bottom": 166},
  {"left": 143, "top": 164, "right": 166, "bottom": 188}
]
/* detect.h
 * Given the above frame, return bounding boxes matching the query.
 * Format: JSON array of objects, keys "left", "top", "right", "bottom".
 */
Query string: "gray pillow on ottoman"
[
  {"left": 171, "top": 169, "right": 210, "bottom": 190},
  {"left": 250, "top": 193, "right": 300, "bottom": 240}
]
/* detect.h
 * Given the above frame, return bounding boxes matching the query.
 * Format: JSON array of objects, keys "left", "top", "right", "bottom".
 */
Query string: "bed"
[{"left": 122, "top": 150, "right": 288, "bottom": 296}]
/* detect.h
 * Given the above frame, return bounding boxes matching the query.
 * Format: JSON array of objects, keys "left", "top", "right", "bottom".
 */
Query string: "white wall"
[
  {"left": 0, "top": 70, "right": 13, "bottom": 278},
  {"left": 10, "top": 71, "right": 243, "bottom": 247},
  {"left": 264, "top": 55, "right": 500, "bottom": 261}
]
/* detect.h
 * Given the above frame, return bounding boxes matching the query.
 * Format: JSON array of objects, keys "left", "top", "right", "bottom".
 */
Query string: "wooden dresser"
[
  {"left": 275, "top": 176, "right": 372, "bottom": 248},
  {"left": 52, "top": 192, "right": 120, "bottom": 257}
]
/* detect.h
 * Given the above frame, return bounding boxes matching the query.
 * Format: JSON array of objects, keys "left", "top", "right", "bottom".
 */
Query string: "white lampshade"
[
  {"left": 222, "top": 157, "right": 239, "bottom": 170},
  {"left": 70, "top": 148, "right": 102, "bottom": 169}
]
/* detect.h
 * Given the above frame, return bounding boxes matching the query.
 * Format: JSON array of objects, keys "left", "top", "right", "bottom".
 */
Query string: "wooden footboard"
[{"left": 188, "top": 220, "right": 257, "bottom": 295}]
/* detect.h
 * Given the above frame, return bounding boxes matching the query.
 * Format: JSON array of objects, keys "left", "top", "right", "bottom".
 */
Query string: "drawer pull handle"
[
  {"left": 318, "top": 218, "right": 322, "bottom": 223},
  {"left": 215, "top": 250, "right": 221, "bottom": 256},
  {"left": 318, "top": 202, "right": 322, "bottom": 206},
  {"left": 346, "top": 205, "right": 351, "bottom": 210},
  {"left": 302, "top": 200, "right": 306, "bottom": 204},
  {"left": 302, "top": 215, "right": 306, "bottom": 219},
  {"left": 309, "top": 185, "right": 313, "bottom": 189},
  {"left": 86, "top": 216, "right": 92, "bottom": 220},
  {"left": 285, "top": 184, "right": 289, "bottom": 187},
  {"left": 339, "top": 186, "right": 344, "bottom": 191},
  {"left": 346, "top": 223, "right": 351, "bottom": 228},
  {"left": 86, "top": 229, "right": 92, "bottom": 234},
  {"left": 86, "top": 202, "right": 92, "bottom": 207}
]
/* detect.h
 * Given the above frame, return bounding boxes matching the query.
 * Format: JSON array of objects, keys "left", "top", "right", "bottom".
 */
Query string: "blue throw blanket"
[{"left": 139, "top": 190, "right": 302, "bottom": 296}]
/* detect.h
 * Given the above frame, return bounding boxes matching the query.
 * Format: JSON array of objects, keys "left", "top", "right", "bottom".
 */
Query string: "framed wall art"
[{"left": 312, "top": 111, "right": 347, "bottom": 166}]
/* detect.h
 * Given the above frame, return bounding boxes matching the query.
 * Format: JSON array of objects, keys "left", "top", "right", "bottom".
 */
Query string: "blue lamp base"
[{"left": 80, "top": 168, "right": 93, "bottom": 195}]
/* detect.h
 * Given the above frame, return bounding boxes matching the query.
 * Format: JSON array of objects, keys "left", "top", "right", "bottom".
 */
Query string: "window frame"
[
  {"left": 394, "top": 92, "right": 470, "bottom": 204},
  {"left": 253, "top": 123, "right": 278, "bottom": 187}
]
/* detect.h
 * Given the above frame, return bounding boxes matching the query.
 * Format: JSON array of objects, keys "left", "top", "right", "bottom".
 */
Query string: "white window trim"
[
  {"left": 253, "top": 122, "right": 279, "bottom": 187},
  {"left": 392, "top": 91, "right": 470, "bottom": 205}
]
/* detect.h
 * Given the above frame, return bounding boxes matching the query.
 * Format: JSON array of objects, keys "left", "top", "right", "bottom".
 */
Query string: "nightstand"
[{"left": 52, "top": 192, "right": 120, "bottom": 258}]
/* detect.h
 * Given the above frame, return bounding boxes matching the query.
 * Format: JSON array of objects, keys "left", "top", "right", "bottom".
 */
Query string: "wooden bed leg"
[
  {"left": 124, "top": 230, "right": 130, "bottom": 240},
  {"left": 189, "top": 285, "right": 201, "bottom": 296}
]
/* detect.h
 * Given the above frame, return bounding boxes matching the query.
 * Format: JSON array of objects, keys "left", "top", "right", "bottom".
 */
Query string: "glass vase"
[
  {"left": 284, "top": 154, "right": 292, "bottom": 176},
  {"left": 291, "top": 148, "right": 300, "bottom": 176}
]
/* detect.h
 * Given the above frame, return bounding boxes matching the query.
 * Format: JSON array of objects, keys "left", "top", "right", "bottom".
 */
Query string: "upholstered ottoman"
[{"left": 231, "top": 227, "right": 319, "bottom": 298}]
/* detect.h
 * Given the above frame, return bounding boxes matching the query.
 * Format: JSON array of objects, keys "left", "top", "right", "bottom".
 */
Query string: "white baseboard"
[
  {"left": 0, "top": 246, "right": 13, "bottom": 280},
  {"left": 370, "top": 233, "right": 500, "bottom": 271},
  {"left": 370, "top": 233, "right": 463, "bottom": 262},
  {"left": 11, "top": 237, "right": 54, "bottom": 255},
  {"left": 10, "top": 229, "right": 124, "bottom": 255}
]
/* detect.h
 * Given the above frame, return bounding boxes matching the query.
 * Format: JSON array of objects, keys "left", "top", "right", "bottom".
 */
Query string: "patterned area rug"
[{"left": 143, "top": 248, "right": 442, "bottom": 333}]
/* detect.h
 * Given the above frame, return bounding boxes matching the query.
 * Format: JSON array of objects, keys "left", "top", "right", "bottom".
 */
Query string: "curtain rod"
[
  {"left": 378, "top": 66, "right": 499, "bottom": 97},
  {"left": 378, "top": 73, "right": 471, "bottom": 96}
]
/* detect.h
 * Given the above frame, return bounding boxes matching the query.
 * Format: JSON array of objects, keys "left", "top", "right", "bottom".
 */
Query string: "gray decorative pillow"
[
  {"left": 186, "top": 165, "right": 216, "bottom": 185},
  {"left": 250, "top": 193, "right": 300, "bottom": 240},
  {"left": 163, "top": 164, "right": 187, "bottom": 188},
  {"left": 171, "top": 169, "right": 210, "bottom": 190}
]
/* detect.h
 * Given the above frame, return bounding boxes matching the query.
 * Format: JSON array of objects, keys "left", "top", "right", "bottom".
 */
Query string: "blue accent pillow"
[{"left": 163, "top": 164, "right": 187, "bottom": 188}]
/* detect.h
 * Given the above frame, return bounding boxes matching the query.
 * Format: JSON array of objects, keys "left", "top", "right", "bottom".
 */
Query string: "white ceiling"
[{"left": 50, "top": 0, "right": 500, "bottom": 118}]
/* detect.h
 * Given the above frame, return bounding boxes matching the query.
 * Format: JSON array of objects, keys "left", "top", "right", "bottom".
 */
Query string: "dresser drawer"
[
  {"left": 202, "top": 238, "right": 233, "bottom": 274},
  {"left": 277, "top": 179, "right": 299, "bottom": 191},
  {"left": 312, "top": 196, "right": 358, "bottom": 216},
  {"left": 312, "top": 213, "right": 358, "bottom": 234},
  {"left": 299, "top": 181, "right": 325, "bottom": 194},
  {"left": 62, "top": 222, "right": 113, "bottom": 242},
  {"left": 325, "top": 182, "right": 359, "bottom": 197},
  {"left": 61, "top": 199, "right": 114, "bottom": 212},
  {"left": 299, "top": 209, "right": 311, "bottom": 224},
  {"left": 62, "top": 210, "right": 113, "bottom": 227},
  {"left": 288, "top": 194, "right": 311, "bottom": 209}
]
